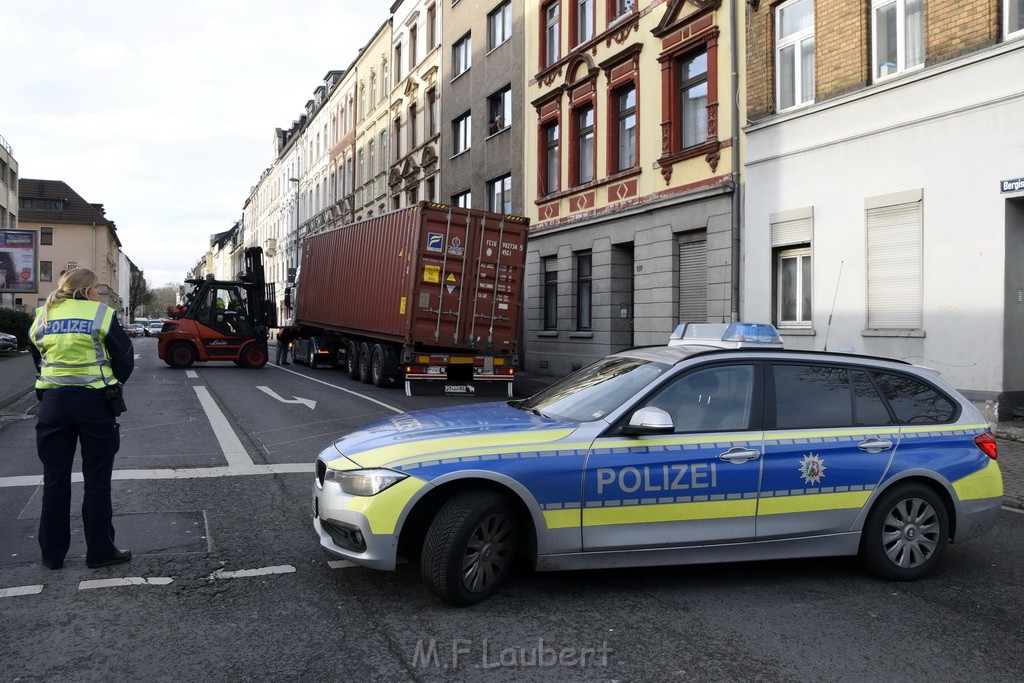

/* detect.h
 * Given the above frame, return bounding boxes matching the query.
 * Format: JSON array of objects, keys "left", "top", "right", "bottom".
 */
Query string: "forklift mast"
[{"left": 239, "top": 246, "right": 277, "bottom": 338}]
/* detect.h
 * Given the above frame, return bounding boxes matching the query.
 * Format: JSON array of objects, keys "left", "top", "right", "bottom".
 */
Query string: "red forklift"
[{"left": 157, "top": 247, "right": 277, "bottom": 369}]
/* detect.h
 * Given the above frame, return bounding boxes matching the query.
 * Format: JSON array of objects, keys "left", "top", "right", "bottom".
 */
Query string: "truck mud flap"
[{"left": 405, "top": 380, "right": 514, "bottom": 399}]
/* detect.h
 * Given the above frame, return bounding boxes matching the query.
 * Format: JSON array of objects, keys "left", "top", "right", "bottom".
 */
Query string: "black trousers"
[
  {"left": 36, "top": 387, "right": 120, "bottom": 565},
  {"left": 276, "top": 341, "right": 290, "bottom": 364}
]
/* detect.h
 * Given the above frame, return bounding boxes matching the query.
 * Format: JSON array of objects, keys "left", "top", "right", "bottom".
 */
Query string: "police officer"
[{"left": 29, "top": 268, "right": 135, "bottom": 570}]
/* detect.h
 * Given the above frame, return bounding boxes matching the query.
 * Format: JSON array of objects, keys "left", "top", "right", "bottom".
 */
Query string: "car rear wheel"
[
  {"left": 421, "top": 490, "right": 517, "bottom": 606},
  {"left": 166, "top": 342, "right": 196, "bottom": 369},
  {"left": 860, "top": 483, "right": 948, "bottom": 580}
]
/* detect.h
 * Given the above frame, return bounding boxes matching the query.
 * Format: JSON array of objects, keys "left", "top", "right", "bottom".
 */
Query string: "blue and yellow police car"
[{"left": 312, "top": 344, "right": 1003, "bottom": 606}]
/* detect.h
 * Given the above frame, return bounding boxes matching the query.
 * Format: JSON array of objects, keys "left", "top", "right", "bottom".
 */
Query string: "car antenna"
[{"left": 823, "top": 260, "right": 844, "bottom": 352}]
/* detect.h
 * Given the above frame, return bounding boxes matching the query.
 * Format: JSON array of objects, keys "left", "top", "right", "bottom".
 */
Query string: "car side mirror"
[{"left": 622, "top": 406, "right": 675, "bottom": 435}]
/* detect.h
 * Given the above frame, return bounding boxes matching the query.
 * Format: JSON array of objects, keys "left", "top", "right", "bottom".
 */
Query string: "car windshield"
[{"left": 516, "top": 356, "right": 669, "bottom": 422}]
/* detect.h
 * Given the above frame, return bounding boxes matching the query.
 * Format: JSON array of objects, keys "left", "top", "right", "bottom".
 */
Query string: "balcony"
[{"left": 264, "top": 238, "right": 278, "bottom": 257}]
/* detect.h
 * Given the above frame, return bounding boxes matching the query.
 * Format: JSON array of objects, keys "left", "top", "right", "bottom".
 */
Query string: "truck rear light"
[
  {"left": 405, "top": 365, "right": 425, "bottom": 374},
  {"left": 973, "top": 432, "right": 998, "bottom": 459}
]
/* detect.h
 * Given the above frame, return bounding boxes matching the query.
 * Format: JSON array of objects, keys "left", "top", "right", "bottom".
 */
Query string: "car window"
[
  {"left": 872, "top": 371, "right": 957, "bottom": 424},
  {"left": 772, "top": 363, "right": 901, "bottom": 429},
  {"left": 851, "top": 369, "right": 894, "bottom": 426},
  {"left": 644, "top": 364, "right": 754, "bottom": 433},
  {"left": 518, "top": 356, "right": 669, "bottom": 422}
]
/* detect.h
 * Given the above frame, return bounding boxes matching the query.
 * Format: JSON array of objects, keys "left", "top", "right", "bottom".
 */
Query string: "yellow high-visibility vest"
[{"left": 31, "top": 299, "right": 118, "bottom": 390}]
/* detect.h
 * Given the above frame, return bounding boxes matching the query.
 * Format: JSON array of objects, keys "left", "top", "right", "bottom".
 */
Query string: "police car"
[{"left": 312, "top": 345, "right": 1003, "bottom": 606}]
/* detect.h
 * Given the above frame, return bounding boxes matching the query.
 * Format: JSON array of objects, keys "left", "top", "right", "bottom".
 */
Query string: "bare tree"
[{"left": 129, "top": 268, "right": 154, "bottom": 319}]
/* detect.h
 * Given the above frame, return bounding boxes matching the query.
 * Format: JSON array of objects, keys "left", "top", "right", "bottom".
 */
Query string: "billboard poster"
[{"left": 0, "top": 229, "right": 38, "bottom": 293}]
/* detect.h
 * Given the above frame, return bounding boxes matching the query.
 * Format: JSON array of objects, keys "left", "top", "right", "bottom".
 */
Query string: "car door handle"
[
  {"left": 858, "top": 438, "right": 893, "bottom": 453},
  {"left": 719, "top": 447, "right": 761, "bottom": 463}
]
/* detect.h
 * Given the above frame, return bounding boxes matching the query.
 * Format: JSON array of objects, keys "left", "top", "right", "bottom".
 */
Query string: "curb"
[{"left": 0, "top": 386, "right": 33, "bottom": 411}]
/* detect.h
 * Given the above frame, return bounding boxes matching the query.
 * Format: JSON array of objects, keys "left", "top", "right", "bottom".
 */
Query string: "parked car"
[
  {"left": 126, "top": 323, "right": 144, "bottom": 338},
  {"left": 147, "top": 321, "right": 164, "bottom": 337},
  {"left": 0, "top": 331, "right": 17, "bottom": 353},
  {"left": 312, "top": 345, "right": 1003, "bottom": 606}
]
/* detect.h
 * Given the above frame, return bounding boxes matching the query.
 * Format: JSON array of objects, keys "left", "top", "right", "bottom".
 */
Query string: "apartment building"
[
  {"left": 388, "top": 0, "right": 443, "bottom": 208},
  {"left": 17, "top": 179, "right": 123, "bottom": 312},
  {"left": 440, "top": 0, "right": 527, "bottom": 216},
  {"left": 743, "top": 0, "right": 1024, "bottom": 420},
  {"left": 522, "top": 0, "right": 745, "bottom": 376},
  {"left": 1, "top": 134, "right": 20, "bottom": 310},
  {"left": 352, "top": 21, "right": 396, "bottom": 220}
]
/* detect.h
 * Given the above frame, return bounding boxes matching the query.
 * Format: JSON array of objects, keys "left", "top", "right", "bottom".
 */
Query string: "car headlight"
[{"left": 326, "top": 468, "right": 408, "bottom": 496}]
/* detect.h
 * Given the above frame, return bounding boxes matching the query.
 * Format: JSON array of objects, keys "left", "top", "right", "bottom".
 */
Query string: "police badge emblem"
[{"left": 798, "top": 453, "right": 826, "bottom": 485}]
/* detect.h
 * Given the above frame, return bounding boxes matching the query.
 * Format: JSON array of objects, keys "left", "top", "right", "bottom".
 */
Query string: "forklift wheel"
[
  {"left": 240, "top": 343, "right": 268, "bottom": 369},
  {"left": 166, "top": 342, "right": 196, "bottom": 369}
]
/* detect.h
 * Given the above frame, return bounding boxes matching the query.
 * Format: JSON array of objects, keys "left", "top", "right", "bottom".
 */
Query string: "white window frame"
[
  {"left": 865, "top": 190, "right": 923, "bottom": 331},
  {"left": 453, "top": 34, "right": 472, "bottom": 79},
  {"left": 544, "top": 2, "right": 560, "bottom": 68},
  {"left": 871, "top": 0, "right": 924, "bottom": 81},
  {"left": 776, "top": 247, "right": 813, "bottom": 327},
  {"left": 1006, "top": 0, "right": 1024, "bottom": 40},
  {"left": 487, "top": 174, "right": 512, "bottom": 214},
  {"left": 775, "top": 0, "right": 815, "bottom": 111},
  {"left": 452, "top": 112, "right": 472, "bottom": 156},
  {"left": 488, "top": 1, "right": 512, "bottom": 51}
]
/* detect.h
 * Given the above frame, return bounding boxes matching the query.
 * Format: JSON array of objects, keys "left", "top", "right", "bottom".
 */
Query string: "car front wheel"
[
  {"left": 860, "top": 483, "right": 948, "bottom": 580},
  {"left": 421, "top": 490, "right": 518, "bottom": 606}
]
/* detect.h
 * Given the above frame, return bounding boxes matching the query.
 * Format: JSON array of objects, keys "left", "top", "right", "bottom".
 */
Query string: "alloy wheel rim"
[
  {"left": 881, "top": 497, "right": 940, "bottom": 568},
  {"left": 461, "top": 513, "right": 513, "bottom": 593}
]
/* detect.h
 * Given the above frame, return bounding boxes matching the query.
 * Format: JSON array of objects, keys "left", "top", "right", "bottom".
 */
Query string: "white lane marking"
[
  {"left": 256, "top": 385, "right": 317, "bottom": 410},
  {"left": 1, "top": 585, "right": 44, "bottom": 598},
  {"left": 1003, "top": 506, "right": 1024, "bottom": 515},
  {"left": 272, "top": 364, "right": 404, "bottom": 414},
  {"left": 186, "top": 370, "right": 198, "bottom": 378},
  {"left": 193, "top": 385, "right": 253, "bottom": 468},
  {"left": 210, "top": 565, "right": 295, "bottom": 580},
  {"left": 79, "top": 577, "right": 173, "bottom": 590},
  {"left": 0, "top": 464, "right": 312, "bottom": 488},
  {"left": 328, "top": 560, "right": 357, "bottom": 569}
]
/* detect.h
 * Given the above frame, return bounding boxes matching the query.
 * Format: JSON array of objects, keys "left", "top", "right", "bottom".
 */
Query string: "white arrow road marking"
[
  {"left": 1, "top": 585, "right": 43, "bottom": 598},
  {"left": 256, "top": 386, "right": 316, "bottom": 409},
  {"left": 210, "top": 565, "right": 296, "bottom": 580},
  {"left": 79, "top": 577, "right": 173, "bottom": 590}
]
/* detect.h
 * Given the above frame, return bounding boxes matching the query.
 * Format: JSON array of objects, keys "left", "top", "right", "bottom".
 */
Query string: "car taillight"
[{"left": 973, "top": 432, "right": 998, "bottom": 459}]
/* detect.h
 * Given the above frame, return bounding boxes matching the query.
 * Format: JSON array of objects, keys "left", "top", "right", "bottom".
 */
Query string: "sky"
[{"left": 1, "top": 0, "right": 391, "bottom": 289}]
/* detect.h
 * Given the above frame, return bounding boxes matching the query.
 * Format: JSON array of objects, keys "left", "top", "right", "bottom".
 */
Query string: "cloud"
[{"left": 1, "top": 0, "right": 389, "bottom": 290}]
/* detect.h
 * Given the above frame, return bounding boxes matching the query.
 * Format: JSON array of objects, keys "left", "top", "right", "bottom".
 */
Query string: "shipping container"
[{"left": 291, "top": 202, "right": 528, "bottom": 396}]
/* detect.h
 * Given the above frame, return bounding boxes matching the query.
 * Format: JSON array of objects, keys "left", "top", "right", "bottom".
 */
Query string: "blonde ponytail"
[{"left": 39, "top": 268, "right": 99, "bottom": 326}]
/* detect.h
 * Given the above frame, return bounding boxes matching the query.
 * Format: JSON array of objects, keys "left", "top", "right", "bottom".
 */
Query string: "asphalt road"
[{"left": 1, "top": 338, "right": 1022, "bottom": 681}]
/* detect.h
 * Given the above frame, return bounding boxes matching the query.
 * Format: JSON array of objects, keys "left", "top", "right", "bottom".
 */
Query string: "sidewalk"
[{"left": 2, "top": 354, "right": 1022, "bottom": 508}]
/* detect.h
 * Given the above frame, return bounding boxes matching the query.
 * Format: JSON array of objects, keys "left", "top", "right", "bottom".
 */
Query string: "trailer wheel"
[
  {"left": 358, "top": 342, "right": 373, "bottom": 383},
  {"left": 346, "top": 341, "right": 360, "bottom": 379},
  {"left": 240, "top": 343, "right": 268, "bottom": 369},
  {"left": 306, "top": 345, "right": 315, "bottom": 367},
  {"left": 371, "top": 344, "right": 393, "bottom": 387},
  {"left": 166, "top": 342, "right": 196, "bottom": 369}
]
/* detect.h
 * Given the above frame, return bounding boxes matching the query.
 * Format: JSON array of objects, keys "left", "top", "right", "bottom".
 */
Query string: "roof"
[{"left": 18, "top": 179, "right": 121, "bottom": 247}]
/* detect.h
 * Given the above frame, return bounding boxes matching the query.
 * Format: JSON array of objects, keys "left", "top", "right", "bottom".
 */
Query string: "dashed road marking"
[
  {"left": 186, "top": 370, "right": 198, "bottom": 378},
  {"left": 1, "top": 584, "right": 44, "bottom": 598},
  {"left": 210, "top": 565, "right": 295, "bottom": 580},
  {"left": 79, "top": 577, "right": 173, "bottom": 590},
  {"left": 1004, "top": 506, "right": 1024, "bottom": 515}
]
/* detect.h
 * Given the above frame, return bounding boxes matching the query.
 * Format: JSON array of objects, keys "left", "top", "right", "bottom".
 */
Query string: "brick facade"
[{"left": 747, "top": 0, "right": 1003, "bottom": 121}]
